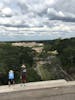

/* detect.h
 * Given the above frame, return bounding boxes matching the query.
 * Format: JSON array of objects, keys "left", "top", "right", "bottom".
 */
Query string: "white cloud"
[
  {"left": 47, "top": 8, "right": 57, "bottom": 15},
  {"left": 0, "top": 0, "right": 75, "bottom": 41},
  {"left": 2, "top": 7, "right": 12, "bottom": 16},
  {"left": 58, "top": 11, "right": 65, "bottom": 17}
]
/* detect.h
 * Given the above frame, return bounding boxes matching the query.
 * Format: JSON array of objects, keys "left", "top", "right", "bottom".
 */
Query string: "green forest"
[
  {"left": 0, "top": 43, "right": 41, "bottom": 85},
  {"left": 0, "top": 38, "right": 75, "bottom": 85},
  {"left": 39, "top": 38, "right": 75, "bottom": 81}
]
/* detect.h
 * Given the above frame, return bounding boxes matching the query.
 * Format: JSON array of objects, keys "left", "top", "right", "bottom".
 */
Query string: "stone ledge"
[{"left": 0, "top": 79, "right": 75, "bottom": 94}]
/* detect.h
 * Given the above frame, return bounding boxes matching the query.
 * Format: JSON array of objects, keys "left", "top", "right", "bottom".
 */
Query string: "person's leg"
[
  {"left": 12, "top": 79, "right": 15, "bottom": 85},
  {"left": 24, "top": 79, "right": 26, "bottom": 83},
  {"left": 20, "top": 77, "right": 24, "bottom": 87},
  {"left": 21, "top": 77, "right": 23, "bottom": 83},
  {"left": 8, "top": 79, "right": 11, "bottom": 86},
  {"left": 23, "top": 75, "right": 26, "bottom": 86},
  {"left": 24, "top": 75, "right": 26, "bottom": 83}
]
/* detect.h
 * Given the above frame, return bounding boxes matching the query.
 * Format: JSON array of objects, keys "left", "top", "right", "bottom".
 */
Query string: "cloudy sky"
[{"left": 0, "top": 0, "right": 75, "bottom": 41}]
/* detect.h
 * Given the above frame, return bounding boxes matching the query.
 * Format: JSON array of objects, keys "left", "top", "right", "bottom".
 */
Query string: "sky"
[{"left": 0, "top": 0, "right": 75, "bottom": 41}]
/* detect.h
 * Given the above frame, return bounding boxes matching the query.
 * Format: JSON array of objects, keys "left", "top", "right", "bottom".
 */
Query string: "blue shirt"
[{"left": 8, "top": 71, "right": 14, "bottom": 79}]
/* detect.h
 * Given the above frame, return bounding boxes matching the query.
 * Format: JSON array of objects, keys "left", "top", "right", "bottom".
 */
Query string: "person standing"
[
  {"left": 8, "top": 70, "right": 15, "bottom": 86},
  {"left": 20, "top": 64, "right": 27, "bottom": 83}
]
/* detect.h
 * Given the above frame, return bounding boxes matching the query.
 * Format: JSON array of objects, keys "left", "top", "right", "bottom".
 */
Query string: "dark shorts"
[
  {"left": 8, "top": 79, "right": 14, "bottom": 84},
  {"left": 21, "top": 74, "right": 26, "bottom": 83},
  {"left": 22, "top": 75, "right": 26, "bottom": 80}
]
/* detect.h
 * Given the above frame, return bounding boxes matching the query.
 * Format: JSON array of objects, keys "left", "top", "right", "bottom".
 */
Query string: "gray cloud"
[
  {"left": 0, "top": 0, "right": 75, "bottom": 41},
  {"left": 51, "top": 16, "right": 75, "bottom": 22},
  {"left": 54, "top": 0, "right": 75, "bottom": 14}
]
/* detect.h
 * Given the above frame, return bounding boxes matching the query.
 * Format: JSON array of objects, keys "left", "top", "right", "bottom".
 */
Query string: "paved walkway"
[
  {"left": 0, "top": 80, "right": 75, "bottom": 100},
  {"left": 0, "top": 79, "right": 67, "bottom": 93}
]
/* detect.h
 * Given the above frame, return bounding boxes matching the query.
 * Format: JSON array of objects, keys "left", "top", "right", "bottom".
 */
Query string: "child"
[
  {"left": 8, "top": 70, "right": 15, "bottom": 86},
  {"left": 20, "top": 64, "right": 27, "bottom": 83}
]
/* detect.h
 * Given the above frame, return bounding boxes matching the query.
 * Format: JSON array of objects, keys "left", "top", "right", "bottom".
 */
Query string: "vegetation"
[
  {"left": 0, "top": 37, "right": 75, "bottom": 85},
  {"left": 0, "top": 43, "right": 41, "bottom": 85},
  {"left": 39, "top": 38, "right": 75, "bottom": 80}
]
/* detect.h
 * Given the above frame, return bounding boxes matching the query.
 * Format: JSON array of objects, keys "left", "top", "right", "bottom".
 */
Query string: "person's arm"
[
  {"left": 20, "top": 75, "right": 22, "bottom": 79},
  {"left": 20, "top": 71, "right": 22, "bottom": 79}
]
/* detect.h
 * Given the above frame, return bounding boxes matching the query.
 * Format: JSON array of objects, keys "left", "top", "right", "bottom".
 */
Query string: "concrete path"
[
  {"left": 0, "top": 79, "right": 67, "bottom": 93},
  {"left": 0, "top": 80, "right": 75, "bottom": 100}
]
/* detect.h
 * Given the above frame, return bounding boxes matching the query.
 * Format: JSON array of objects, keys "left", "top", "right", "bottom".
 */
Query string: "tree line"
[
  {"left": 0, "top": 37, "right": 75, "bottom": 85},
  {"left": 0, "top": 43, "right": 41, "bottom": 85}
]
